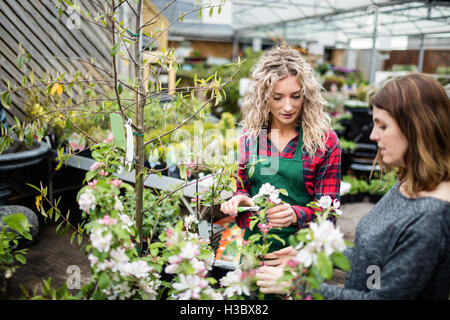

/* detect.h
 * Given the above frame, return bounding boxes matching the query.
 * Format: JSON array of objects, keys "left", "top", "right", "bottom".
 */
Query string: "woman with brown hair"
[{"left": 256, "top": 73, "right": 450, "bottom": 299}]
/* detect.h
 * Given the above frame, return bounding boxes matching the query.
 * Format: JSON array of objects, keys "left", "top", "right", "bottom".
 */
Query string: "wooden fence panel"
[{"left": 0, "top": 0, "right": 114, "bottom": 124}]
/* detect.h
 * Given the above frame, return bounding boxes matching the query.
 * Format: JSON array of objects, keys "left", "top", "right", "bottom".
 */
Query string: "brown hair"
[{"left": 370, "top": 73, "right": 450, "bottom": 196}]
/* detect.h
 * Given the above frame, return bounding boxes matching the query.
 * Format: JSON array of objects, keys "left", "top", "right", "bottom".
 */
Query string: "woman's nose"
[
  {"left": 369, "top": 128, "right": 378, "bottom": 142},
  {"left": 283, "top": 98, "right": 294, "bottom": 109}
]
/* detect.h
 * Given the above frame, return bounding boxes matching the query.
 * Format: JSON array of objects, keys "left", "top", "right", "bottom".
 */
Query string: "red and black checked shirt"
[{"left": 234, "top": 127, "right": 341, "bottom": 229}]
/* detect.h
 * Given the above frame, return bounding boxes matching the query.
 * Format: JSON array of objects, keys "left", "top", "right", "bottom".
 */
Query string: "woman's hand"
[
  {"left": 220, "top": 194, "right": 254, "bottom": 217},
  {"left": 266, "top": 203, "right": 298, "bottom": 227},
  {"left": 256, "top": 266, "right": 290, "bottom": 295},
  {"left": 262, "top": 246, "right": 298, "bottom": 267}
]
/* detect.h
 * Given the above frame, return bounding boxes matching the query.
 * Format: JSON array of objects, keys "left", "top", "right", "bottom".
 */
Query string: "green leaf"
[
  {"left": 278, "top": 188, "right": 288, "bottom": 196},
  {"left": 2, "top": 213, "right": 30, "bottom": 237},
  {"left": 110, "top": 41, "right": 120, "bottom": 57},
  {"left": 249, "top": 218, "right": 258, "bottom": 231},
  {"left": 330, "top": 251, "right": 351, "bottom": 271},
  {"left": 248, "top": 165, "right": 255, "bottom": 178},
  {"left": 316, "top": 252, "right": 333, "bottom": 280},
  {"left": 117, "top": 83, "right": 123, "bottom": 95},
  {"left": 15, "top": 254, "right": 27, "bottom": 264},
  {"left": 268, "top": 234, "right": 285, "bottom": 246},
  {"left": 179, "top": 164, "right": 187, "bottom": 180},
  {"left": 98, "top": 272, "right": 110, "bottom": 289},
  {"left": 1, "top": 91, "right": 11, "bottom": 109}
]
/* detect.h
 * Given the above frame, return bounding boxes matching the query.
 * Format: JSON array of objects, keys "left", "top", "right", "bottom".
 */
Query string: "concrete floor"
[{"left": 4, "top": 201, "right": 375, "bottom": 299}]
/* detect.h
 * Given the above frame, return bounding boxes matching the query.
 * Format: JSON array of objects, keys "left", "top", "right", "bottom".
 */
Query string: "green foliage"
[
  {"left": 21, "top": 277, "right": 80, "bottom": 300},
  {"left": 368, "top": 170, "right": 397, "bottom": 195},
  {"left": 339, "top": 138, "right": 358, "bottom": 151},
  {"left": 0, "top": 213, "right": 32, "bottom": 298},
  {"left": 120, "top": 187, "right": 181, "bottom": 239}
]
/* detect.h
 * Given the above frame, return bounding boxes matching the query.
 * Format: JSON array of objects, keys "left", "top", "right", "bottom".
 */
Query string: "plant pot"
[
  {"left": 0, "top": 141, "right": 50, "bottom": 205},
  {"left": 340, "top": 194, "right": 349, "bottom": 204},
  {"left": 369, "top": 194, "right": 383, "bottom": 203}
]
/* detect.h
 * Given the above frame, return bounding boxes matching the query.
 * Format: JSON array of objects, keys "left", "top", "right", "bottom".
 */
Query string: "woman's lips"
[{"left": 282, "top": 113, "right": 294, "bottom": 118}]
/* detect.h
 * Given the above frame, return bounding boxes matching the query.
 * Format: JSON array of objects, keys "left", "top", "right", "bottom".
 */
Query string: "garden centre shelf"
[{"left": 48, "top": 150, "right": 233, "bottom": 215}]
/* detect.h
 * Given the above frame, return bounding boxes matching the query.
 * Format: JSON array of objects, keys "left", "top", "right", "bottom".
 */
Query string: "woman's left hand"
[
  {"left": 266, "top": 203, "right": 297, "bottom": 227},
  {"left": 256, "top": 266, "right": 290, "bottom": 295}
]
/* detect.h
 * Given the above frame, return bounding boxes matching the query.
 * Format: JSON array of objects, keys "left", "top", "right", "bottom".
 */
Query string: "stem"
[
  {"left": 133, "top": 0, "right": 145, "bottom": 256},
  {"left": 111, "top": 0, "right": 127, "bottom": 121}
]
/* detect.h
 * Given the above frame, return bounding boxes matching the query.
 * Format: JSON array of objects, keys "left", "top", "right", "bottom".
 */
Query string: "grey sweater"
[{"left": 320, "top": 182, "right": 450, "bottom": 300}]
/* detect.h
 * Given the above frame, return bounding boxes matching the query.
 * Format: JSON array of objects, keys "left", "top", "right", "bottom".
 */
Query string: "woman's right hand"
[{"left": 220, "top": 194, "right": 254, "bottom": 217}]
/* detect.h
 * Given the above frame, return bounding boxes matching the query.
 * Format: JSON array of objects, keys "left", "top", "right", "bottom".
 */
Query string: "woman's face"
[
  {"left": 370, "top": 106, "right": 408, "bottom": 167},
  {"left": 269, "top": 75, "right": 304, "bottom": 128}
]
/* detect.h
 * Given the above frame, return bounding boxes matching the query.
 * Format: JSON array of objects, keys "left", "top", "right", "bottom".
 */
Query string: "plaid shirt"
[{"left": 234, "top": 127, "right": 341, "bottom": 229}]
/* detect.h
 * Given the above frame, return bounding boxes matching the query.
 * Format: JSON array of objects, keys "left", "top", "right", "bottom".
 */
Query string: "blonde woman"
[
  {"left": 220, "top": 46, "right": 341, "bottom": 259},
  {"left": 257, "top": 73, "right": 450, "bottom": 299}
]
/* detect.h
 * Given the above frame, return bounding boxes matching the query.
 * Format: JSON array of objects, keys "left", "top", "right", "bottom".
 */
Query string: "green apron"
[{"left": 243, "top": 127, "right": 312, "bottom": 253}]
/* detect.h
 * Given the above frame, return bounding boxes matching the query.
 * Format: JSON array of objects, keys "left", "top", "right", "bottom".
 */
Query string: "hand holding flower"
[
  {"left": 266, "top": 203, "right": 297, "bottom": 227},
  {"left": 262, "top": 246, "right": 298, "bottom": 267},
  {"left": 256, "top": 266, "right": 290, "bottom": 295}
]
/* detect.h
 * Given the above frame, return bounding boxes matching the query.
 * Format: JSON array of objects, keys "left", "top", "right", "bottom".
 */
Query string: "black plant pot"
[
  {"left": 369, "top": 194, "right": 383, "bottom": 203},
  {"left": 0, "top": 141, "right": 50, "bottom": 205}
]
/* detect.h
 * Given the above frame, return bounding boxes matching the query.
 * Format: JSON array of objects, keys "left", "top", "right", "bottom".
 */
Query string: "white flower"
[
  {"left": 96, "top": 260, "right": 114, "bottom": 271},
  {"left": 184, "top": 214, "right": 199, "bottom": 231},
  {"left": 110, "top": 247, "right": 129, "bottom": 272},
  {"left": 180, "top": 242, "right": 200, "bottom": 260},
  {"left": 90, "top": 228, "right": 113, "bottom": 252},
  {"left": 119, "top": 213, "right": 134, "bottom": 232},
  {"left": 259, "top": 183, "right": 276, "bottom": 196},
  {"left": 269, "top": 192, "right": 281, "bottom": 204},
  {"left": 114, "top": 196, "right": 124, "bottom": 212},
  {"left": 220, "top": 269, "right": 251, "bottom": 298},
  {"left": 333, "top": 199, "right": 341, "bottom": 209},
  {"left": 203, "top": 287, "right": 223, "bottom": 300},
  {"left": 332, "top": 199, "right": 343, "bottom": 216},
  {"left": 88, "top": 254, "right": 98, "bottom": 266},
  {"left": 203, "top": 252, "right": 215, "bottom": 270},
  {"left": 122, "top": 260, "right": 152, "bottom": 279},
  {"left": 172, "top": 274, "right": 208, "bottom": 300},
  {"left": 310, "top": 220, "right": 346, "bottom": 256},
  {"left": 295, "top": 243, "right": 318, "bottom": 267},
  {"left": 191, "top": 258, "right": 207, "bottom": 276},
  {"left": 318, "top": 195, "right": 333, "bottom": 209},
  {"left": 139, "top": 278, "right": 161, "bottom": 299},
  {"left": 164, "top": 263, "right": 178, "bottom": 274},
  {"left": 79, "top": 188, "right": 96, "bottom": 212}
]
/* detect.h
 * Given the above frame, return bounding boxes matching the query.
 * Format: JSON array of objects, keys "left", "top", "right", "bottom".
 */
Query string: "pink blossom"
[
  {"left": 90, "top": 162, "right": 102, "bottom": 171},
  {"left": 99, "top": 169, "right": 109, "bottom": 177},
  {"left": 103, "top": 134, "right": 114, "bottom": 143},
  {"left": 102, "top": 215, "right": 117, "bottom": 226},
  {"left": 110, "top": 179, "right": 123, "bottom": 188},
  {"left": 88, "top": 179, "right": 98, "bottom": 189},
  {"left": 287, "top": 259, "right": 299, "bottom": 268},
  {"left": 69, "top": 141, "right": 79, "bottom": 150},
  {"left": 258, "top": 223, "right": 271, "bottom": 234}
]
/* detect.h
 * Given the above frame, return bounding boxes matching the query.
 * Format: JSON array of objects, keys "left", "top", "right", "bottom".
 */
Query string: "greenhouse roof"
[{"left": 153, "top": 0, "right": 450, "bottom": 45}]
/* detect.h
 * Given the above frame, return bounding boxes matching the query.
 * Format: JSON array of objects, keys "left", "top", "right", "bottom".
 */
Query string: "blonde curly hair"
[{"left": 241, "top": 46, "right": 331, "bottom": 155}]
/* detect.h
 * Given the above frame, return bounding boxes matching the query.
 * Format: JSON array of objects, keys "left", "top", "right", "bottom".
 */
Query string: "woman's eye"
[
  {"left": 292, "top": 95, "right": 301, "bottom": 99},
  {"left": 273, "top": 97, "right": 281, "bottom": 101}
]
